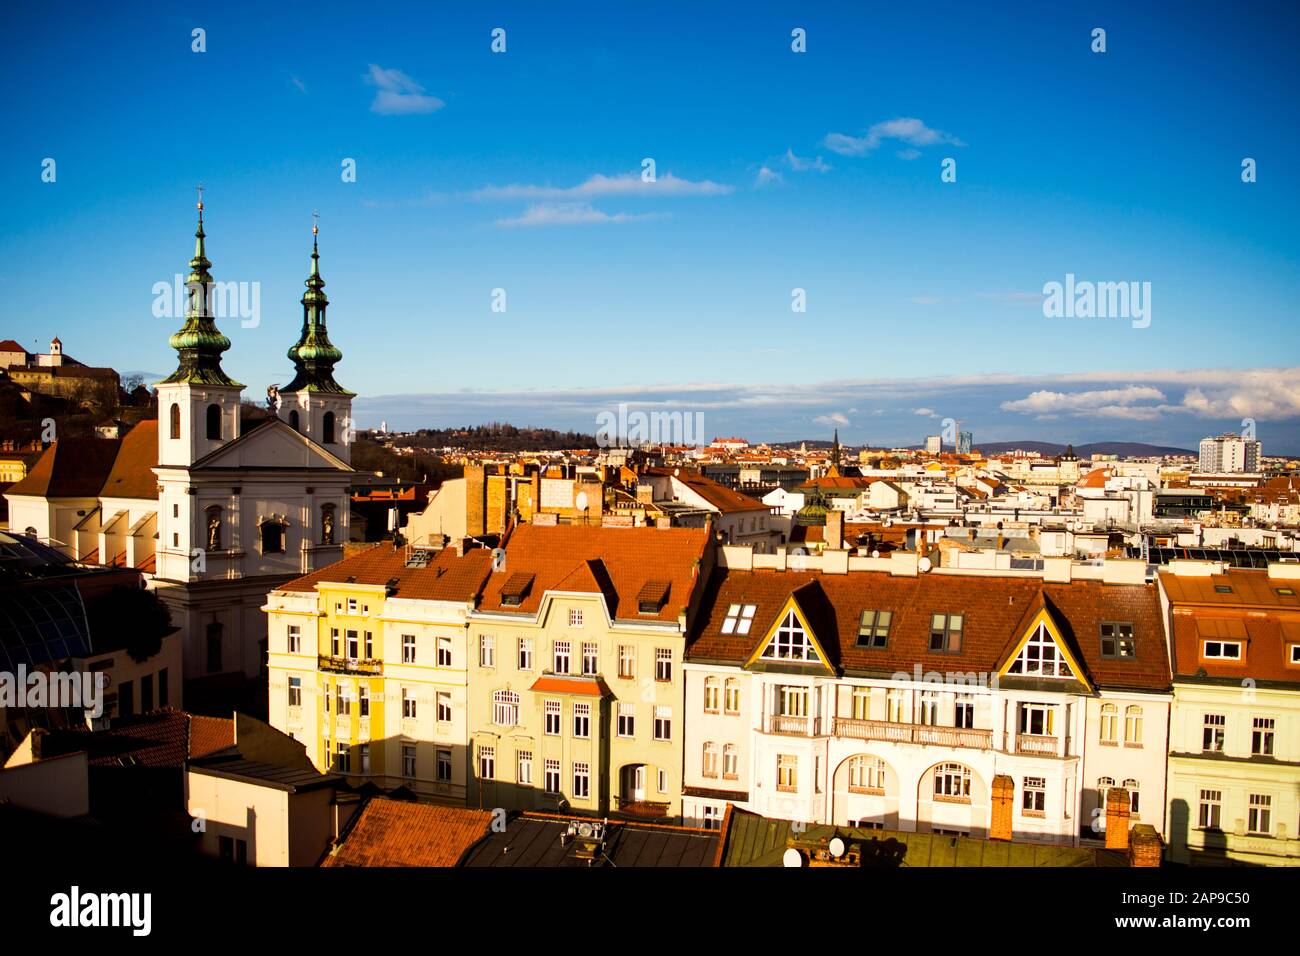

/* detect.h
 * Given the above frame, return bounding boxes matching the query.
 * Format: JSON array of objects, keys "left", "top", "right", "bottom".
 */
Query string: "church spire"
[
  {"left": 283, "top": 216, "right": 352, "bottom": 395},
  {"left": 160, "top": 192, "right": 242, "bottom": 387}
]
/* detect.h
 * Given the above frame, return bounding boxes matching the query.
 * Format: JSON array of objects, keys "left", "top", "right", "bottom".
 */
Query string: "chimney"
[
  {"left": 1105, "top": 787, "right": 1131, "bottom": 850},
  {"left": 1129, "top": 824, "right": 1162, "bottom": 867},
  {"left": 989, "top": 774, "right": 1014, "bottom": 841},
  {"left": 826, "top": 510, "right": 844, "bottom": 551}
]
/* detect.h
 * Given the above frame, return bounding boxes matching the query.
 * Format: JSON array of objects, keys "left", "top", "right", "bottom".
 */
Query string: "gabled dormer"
[
  {"left": 998, "top": 602, "right": 1092, "bottom": 692},
  {"left": 744, "top": 586, "right": 836, "bottom": 676}
]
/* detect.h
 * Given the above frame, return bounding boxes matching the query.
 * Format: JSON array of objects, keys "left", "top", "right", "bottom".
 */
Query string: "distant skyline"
[{"left": 2, "top": 1, "right": 1298, "bottom": 450}]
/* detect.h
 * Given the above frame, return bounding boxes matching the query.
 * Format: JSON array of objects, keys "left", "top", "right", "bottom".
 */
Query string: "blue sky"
[{"left": 2, "top": 1, "right": 1298, "bottom": 450}]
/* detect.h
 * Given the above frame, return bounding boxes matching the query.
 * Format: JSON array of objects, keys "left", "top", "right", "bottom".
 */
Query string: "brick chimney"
[
  {"left": 1105, "top": 787, "right": 1131, "bottom": 850},
  {"left": 989, "top": 774, "right": 1014, "bottom": 841},
  {"left": 826, "top": 510, "right": 844, "bottom": 551},
  {"left": 1129, "top": 824, "right": 1162, "bottom": 867}
]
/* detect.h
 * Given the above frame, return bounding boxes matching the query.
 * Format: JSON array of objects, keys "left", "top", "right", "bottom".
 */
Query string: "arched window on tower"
[
  {"left": 322, "top": 411, "right": 336, "bottom": 444},
  {"left": 206, "top": 403, "right": 222, "bottom": 440},
  {"left": 169, "top": 403, "right": 181, "bottom": 440},
  {"left": 289, "top": 410, "right": 299, "bottom": 432}
]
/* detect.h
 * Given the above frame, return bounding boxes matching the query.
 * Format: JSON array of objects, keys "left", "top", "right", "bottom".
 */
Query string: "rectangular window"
[
  {"left": 582, "top": 642, "right": 599, "bottom": 676},
  {"left": 545, "top": 700, "right": 561, "bottom": 736},
  {"left": 1100, "top": 622, "right": 1136, "bottom": 658},
  {"left": 479, "top": 634, "right": 495, "bottom": 668},
  {"left": 1198, "top": 789, "right": 1222, "bottom": 829},
  {"left": 437, "top": 691, "right": 451, "bottom": 723},
  {"left": 919, "top": 690, "right": 940, "bottom": 726},
  {"left": 402, "top": 745, "right": 416, "bottom": 779},
  {"left": 331, "top": 628, "right": 340, "bottom": 657},
  {"left": 724, "top": 679, "right": 741, "bottom": 715},
  {"left": 518, "top": 637, "right": 534, "bottom": 671},
  {"left": 721, "top": 604, "right": 757, "bottom": 635},
  {"left": 777, "top": 754, "right": 798, "bottom": 791},
  {"left": 569, "top": 608, "right": 583, "bottom": 628},
  {"left": 955, "top": 694, "right": 975, "bottom": 729},
  {"left": 479, "top": 746, "right": 495, "bottom": 780},
  {"left": 358, "top": 685, "right": 370, "bottom": 717},
  {"left": 617, "top": 702, "right": 635, "bottom": 738},
  {"left": 573, "top": 702, "right": 591, "bottom": 739},
  {"left": 1252, "top": 717, "right": 1275, "bottom": 756},
  {"left": 573, "top": 762, "right": 590, "bottom": 799},
  {"left": 655, "top": 647, "right": 672, "bottom": 682},
  {"left": 658, "top": 769, "right": 667, "bottom": 793},
  {"left": 553, "top": 641, "right": 571, "bottom": 674},
  {"left": 856, "top": 610, "right": 892, "bottom": 648},
  {"left": 288, "top": 676, "right": 302, "bottom": 707},
  {"left": 493, "top": 691, "right": 519, "bottom": 727},
  {"left": 347, "top": 598, "right": 357, "bottom": 614},
  {"left": 886, "top": 688, "right": 906, "bottom": 723},
  {"left": 402, "top": 688, "right": 417, "bottom": 719},
  {"left": 364, "top": 631, "right": 373, "bottom": 659},
  {"left": 359, "top": 744, "right": 370, "bottom": 775},
  {"left": 402, "top": 633, "right": 416, "bottom": 664},
  {"left": 723, "top": 744, "right": 738, "bottom": 779},
  {"left": 929, "top": 613, "right": 963, "bottom": 653},
  {"left": 1202, "top": 714, "right": 1226, "bottom": 752},
  {"left": 618, "top": 645, "right": 635, "bottom": 679},
  {"left": 517, "top": 750, "right": 533, "bottom": 786},
  {"left": 346, "top": 630, "right": 359, "bottom": 659},
  {"left": 702, "top": 805, "right": 722, "bottom": 831},
  {"left": 287, "top": 624, "right": 301, "bottom": 654},
  {"left": 544, "top": 759, "right": 561, "bottom": 794},
  {"left": 336, "top": 685, "right": 351, "bottom": 716},
  {"left": 1022, "top": 776, "right": 1046, "bottom": 814},
  {"left": 1019, "top": 703, "right": 1053, "bottom": 737},
  {"left": 436, "top": 749, "right": 452, "bottom": 782},
  {"left": 653, "top": 705, "right": 672, "bottom": 741},
  {"left": 335, "top": 742, "right": 350, "bottom": 774},
  {"left": 704, "top": 678, "right": 721, "bottom": 714},
  {"left": 1203, "top": 640, "right": 1242, "bottom": 660},
  {"left": 1248, "top": 794, "right": 1272, "bottom": 835},
  {"left": 437, "top": 636, "right": 452, "bottom": 668}
]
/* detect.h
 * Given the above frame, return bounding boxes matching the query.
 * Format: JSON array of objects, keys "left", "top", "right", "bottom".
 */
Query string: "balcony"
[
  {"left": 767, "top": 714, "right": 821, "bottom": 736},
  {"left": 832, "top": 717, "right": 992, "bottom": 750},
  {"left": 1015, "top": 734, "right": 1059, "bottom": 756},
  {"left": 318, "top": 654, "right": 383, "bottom": 676},
  {"left": 613, "top": 796, "right": 671, "bottom": 819}
]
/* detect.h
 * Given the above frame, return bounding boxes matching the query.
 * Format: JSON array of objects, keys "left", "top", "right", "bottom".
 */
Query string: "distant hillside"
[{"left": 975, "top": 441, "right": 1196, "bottom": 458}]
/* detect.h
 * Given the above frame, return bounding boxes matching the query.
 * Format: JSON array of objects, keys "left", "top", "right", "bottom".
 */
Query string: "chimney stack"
[
  {"left": 1105, "top": 787, "right": 1131, "bottom": 850},
  {"left": 826, "top": 510, "right": 844, "bottom": 551},
  {"left": 989, "top": 775, "right": 1014, "bottom": 841},
  {"left": 1129, "top": 824, "right": 1162, "bottom": 867}
]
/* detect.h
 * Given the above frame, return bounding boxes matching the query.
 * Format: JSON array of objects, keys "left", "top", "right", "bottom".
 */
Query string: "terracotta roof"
[
  {"left": 668, "top": 470, "right": 769, "bottom": 513},
  {"left": 1161, "top": 569, "right": 1300, "bottom": 684},
  {"left": 36, "top": 710, "right": 234, "bottom": 768},
  {"left": 1079, "top": 468, "right": 1112, "bottom": 489},
  {"left": 99, "top": 420, "right": 158, "bottom": 500},
  {"left": 0, "top": 340, "right": 25, "bottom": 353},
  {"left": 324, "top": 798, "right": 493, "bottom": 867},
  {"left": 687, "top": 568, "right": 1169, "bottom": 691},
  {"left": 529, "top": 674, "right": 611, "bottom": 697},
  {"left": 477, "top": 524, "right": 709, "bottom": 622},
  {"left": 279, "top": 543, "right": 493, "bottom": 602},
  {"left": 189, "top": 714, "right": 237, "bottom": 758},
  {"left": 7, "top": 438, "right": 121, "bottom": 498}
]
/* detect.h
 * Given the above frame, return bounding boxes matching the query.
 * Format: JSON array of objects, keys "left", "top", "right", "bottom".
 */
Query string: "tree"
[{"left": 85, "top": 586, "right": 174, "bottom": 663}]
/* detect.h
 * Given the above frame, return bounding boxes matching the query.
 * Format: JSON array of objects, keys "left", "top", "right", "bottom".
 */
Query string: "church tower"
[
  {"left": 155, "top": 196, "right": 244, "bottom": 468},
  {"left": 277, "top": 219, "right": 354, "bottom": 464}
]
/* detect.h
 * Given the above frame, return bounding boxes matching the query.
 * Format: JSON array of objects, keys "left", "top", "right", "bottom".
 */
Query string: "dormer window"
[
  {"left": 1008, "top": 623, "right": 1073, "bottom": 678},
  {"left": 721, "top": 604, "right": 756, "bottom": 635},
  {"left": 637, "top": 580, "right": 669, "bottom": 615},
  {"left": 761, "top": 610, "right": 818, "bottom": 662},
  {"left": 500, "top": 572, "right": 534, "bottom": 607},
  {"left": 929, "top": 613, "right": 963, "bottom": 654},
  {"left": 1203, "top": 640, "right": 1242, "bottom": 660},
  {"left": 857, "top": 610, "right": 892, "bottom": 648},
  {"left": 1290, "top": 644, "right": 1300, "bottom": 665}
]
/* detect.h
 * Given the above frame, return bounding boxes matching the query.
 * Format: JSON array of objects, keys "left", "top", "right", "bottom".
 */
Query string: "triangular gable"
[
  {"left": 997, "top": 604, "right": 1092, "bottom": 691},
  {"left": 743, "top": 593, "right": 835, "bottom": 674},
  {"left": 187, "top": 418, "right": 351, "bottom": 472}
]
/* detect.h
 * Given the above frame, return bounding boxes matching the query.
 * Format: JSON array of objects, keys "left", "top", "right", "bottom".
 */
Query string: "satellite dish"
[
  {"left": 918, "top": 556, "right": 933, "bottom": 573},
  {"left": 782, "top": 848, "right": 804, "bottom": 868},
  {"left": 577, "top": 822, "right": 594, "bottom": 838},
  {"left": 575, "top": 491, "right": 589, "bottom": 512},
  {"left": 871, "top": 550, "right": 880, "bottom": 559},
  {"left": 829, "top": 837, "right": 846, "bottom": 858}
]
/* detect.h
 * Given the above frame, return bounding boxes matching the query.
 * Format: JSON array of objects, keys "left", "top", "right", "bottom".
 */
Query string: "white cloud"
[
  {"left": 365, "top": 64, "right": 444, "bottom": 115},
  {"left": 912, "top": 407, "right": 938, "bottom": 417},
  {"left": 813, "top": 412, "right": 850, "bottom": 428},
  {"left": 785, "top": 148, "right": 830, "bottom": 173},
  {"left": 495, "top": 202, "right": 666, "bottom": 228},
  {"left": 754, "top": 166, "right": 783, "bottom": 188},
  {"left": 824, "top": 117, "right": 965, "bottom": 157},
  {"left": 1001, "top": 386, "right": 1168, "bottom": 415},
  {"left": 475, "top": 171, "right": 732, "bottom": 201}
]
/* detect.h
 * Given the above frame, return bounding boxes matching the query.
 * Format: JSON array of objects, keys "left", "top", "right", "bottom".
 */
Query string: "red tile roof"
[
  {"left": 7, "top": 437, "right": 122, "bottom": 498},
  {"left": 478, "top": 524, "right": 709, "bottom": 623},
  {"left": 323, "top": 798, "right": 493, "bottom": 867},
  {"left": 529, "top": 674, "right": 611, "bottom": 696},
  {"left": 651, "top": 468, "right": 768, "bottom": 513},
  {"left": 100, "top": 420, "right": 159, "bottom": 500},
  {"left": 687, "top": 569, "right": 1169, "bottom": 691},
  {"left": 279, "top": 543, "right": 493, "bottom": 602},
  {"left": 37, "top": 710, "right": 234, "bottom": 767}
]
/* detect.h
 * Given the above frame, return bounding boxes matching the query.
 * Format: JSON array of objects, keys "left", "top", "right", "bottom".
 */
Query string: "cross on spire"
[
  {"left": 312, "top": 209, "right": 319, "bottom": 235},
  {"left": 196, "top": 182, "right": 205, "bottom": 211}
]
